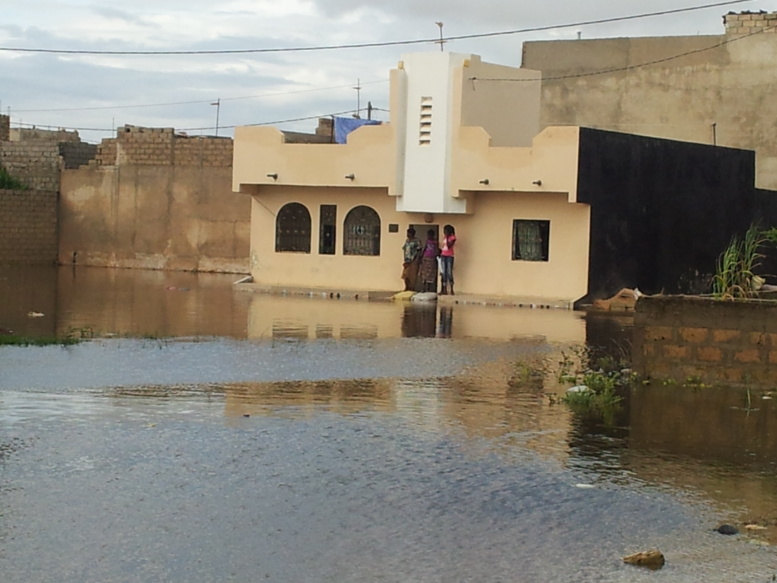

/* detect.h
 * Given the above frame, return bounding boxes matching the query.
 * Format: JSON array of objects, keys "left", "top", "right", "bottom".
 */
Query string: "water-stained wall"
[{"left": 60, "top": 126, "right": 250, "bottom": 273}]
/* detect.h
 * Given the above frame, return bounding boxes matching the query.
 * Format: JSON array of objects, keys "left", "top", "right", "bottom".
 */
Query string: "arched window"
[
  {"left": 343, "top": 206, "right": 381, "bottom": 256},
  {"left": 276, "top": 202, "right": 311, "bottom": 253}
]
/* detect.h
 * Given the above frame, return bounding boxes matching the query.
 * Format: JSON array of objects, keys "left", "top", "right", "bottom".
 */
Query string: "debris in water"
[{"left": 623, "top": 549, "right": 665, "bottom": 570}]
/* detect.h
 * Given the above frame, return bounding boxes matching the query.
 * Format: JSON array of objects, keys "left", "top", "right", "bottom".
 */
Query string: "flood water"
[{"left": 1, "top": 266, "right": 776, "bottom": 582}]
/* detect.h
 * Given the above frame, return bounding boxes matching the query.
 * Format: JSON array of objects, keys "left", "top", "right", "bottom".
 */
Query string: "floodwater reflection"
[
  {"left": 0, "top": 265, "right": 587, "bottom": 343},
  {"left": 1, "top": 266, "right": 777, "bottom": 581}
]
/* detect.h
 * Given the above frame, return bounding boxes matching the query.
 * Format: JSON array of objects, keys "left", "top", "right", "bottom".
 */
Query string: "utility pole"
[
  {"left": 353, "top": 79, "right": 361, "bottom": 118},
  {"left": 211, "top": 99, "right": 221, "bottom": 136},
  {"left": 435, "top": 22, "right": 445, "bottom": 51}
]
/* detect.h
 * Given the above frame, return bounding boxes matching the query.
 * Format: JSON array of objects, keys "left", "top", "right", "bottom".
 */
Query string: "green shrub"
[
  {"left": 712, "top": 225, "right": 767, "bottom": 300},
  {"left": 558, "top": 346, "right": 630, "bottom": 426},
  {"left": 0, "top": 166, "right": 26, "bottom": 190}
]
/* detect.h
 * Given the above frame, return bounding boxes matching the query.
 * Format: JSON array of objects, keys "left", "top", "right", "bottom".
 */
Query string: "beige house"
[{"left": 233, "top": 52, "right": 591, "bottom": 304}]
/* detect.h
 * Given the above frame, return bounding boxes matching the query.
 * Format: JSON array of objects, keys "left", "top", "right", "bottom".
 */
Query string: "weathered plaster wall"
[
  {"left": 522, "top": 11, "right": 777, "bottom": 190},
  {"left": 0, "top": 189, "right": 58, "bottom": 265},
  {"left": 633, "top": 295, "right": 777, "bottom": 386},
  {"left": 60, "top": 164, "right": 250, "bottom": 272},
  {"left": 60, "top": 126, "right": 250, "bottom": 273}
]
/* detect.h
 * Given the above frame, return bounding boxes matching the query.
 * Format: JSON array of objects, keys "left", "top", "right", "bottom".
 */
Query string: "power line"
[
  {"left": 12, "top": 108, "right": 385, "bottom": 135},
  {"left": 13, "top": 80, "right": 388, "bottom": 114},
  {"left": 0, "top": 0, "right": 758, "bottom": 56},
  {"left": 182, "top": 110, "right": 362, "bottom": 131}
]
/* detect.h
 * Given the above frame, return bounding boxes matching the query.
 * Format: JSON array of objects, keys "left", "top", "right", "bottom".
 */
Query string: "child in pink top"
[{"left": 440, "top": 224, "right": 456, "bottom": 295}]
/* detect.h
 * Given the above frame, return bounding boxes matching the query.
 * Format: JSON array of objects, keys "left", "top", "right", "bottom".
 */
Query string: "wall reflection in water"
[
  {"left": 0, "top": 266, "right": 58, "bottom": 337},
  {"left": 249, "top": 294, "right": 585, "bottom": 343},
  {"left": 0, "top": 266, "right": 588, "bottom": 344},
  {"left": 0, "top": 265, "right": 252, "bottom": 338}
]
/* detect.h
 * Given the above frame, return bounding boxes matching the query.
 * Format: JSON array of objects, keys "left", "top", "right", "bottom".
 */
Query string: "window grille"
[
  {"left": 343, "top": 205, "right": 381, "bottom": 256},
  {"left": 512, "top": 219, "right": 550, "bottom": 261},
  {"left": 319, "top": 204, "right": 337, "bottom": 255},
  {"left": 276, "top": 202, "right": 312, "bottom": 253}
]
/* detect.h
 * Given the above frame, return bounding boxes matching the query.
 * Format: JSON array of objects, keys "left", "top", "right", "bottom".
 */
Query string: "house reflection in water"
[{"left": 245, "top": 294, "right": 586, "bottom": 342}]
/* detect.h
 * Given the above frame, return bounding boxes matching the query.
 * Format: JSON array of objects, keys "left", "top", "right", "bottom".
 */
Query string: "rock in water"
[
  {"left": 716, "top": 524, "right": 739, "bottom": 535},
  {"left": 623, "top": 550, "right": 665, "bottom": 570}
]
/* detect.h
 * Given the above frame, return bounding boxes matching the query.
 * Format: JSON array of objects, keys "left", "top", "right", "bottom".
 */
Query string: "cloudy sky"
[{"left": 0, "top": 0, "right": 771, "bottom": 143}]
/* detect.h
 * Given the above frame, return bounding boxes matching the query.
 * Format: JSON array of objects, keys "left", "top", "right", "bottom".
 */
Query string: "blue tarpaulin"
[{"left": 333, "top": 117, "right": 382, "bottom": 144}]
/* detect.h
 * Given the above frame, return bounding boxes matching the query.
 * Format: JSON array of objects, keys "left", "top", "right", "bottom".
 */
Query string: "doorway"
[{"left": 409, "top": 223, "right": 439, "bottom": 293}]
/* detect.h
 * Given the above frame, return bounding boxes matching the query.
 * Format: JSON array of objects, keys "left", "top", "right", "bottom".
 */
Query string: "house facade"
[{"left": 233, "top": 52, "right": 590, "bottom": 303}]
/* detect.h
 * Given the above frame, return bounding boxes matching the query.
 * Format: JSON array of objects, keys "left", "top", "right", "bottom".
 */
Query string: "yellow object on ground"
[{"left": 392, "top": 291, "right": 416, "bottom": 301}]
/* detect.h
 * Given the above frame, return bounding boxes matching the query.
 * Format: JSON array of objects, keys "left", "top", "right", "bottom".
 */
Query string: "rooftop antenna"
[
  {"left": 353, "top": 78, "right": 361, "bottom": 118},
  {"left": 435, "top": 22, "right": 446, "bottom": 51}
]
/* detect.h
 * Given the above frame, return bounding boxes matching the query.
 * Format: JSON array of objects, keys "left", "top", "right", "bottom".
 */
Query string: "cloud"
[{"left": 89, "top": 6, "right": 151, "bottom": 26}]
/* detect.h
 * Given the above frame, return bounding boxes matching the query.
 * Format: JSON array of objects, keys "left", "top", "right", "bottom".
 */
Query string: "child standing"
[
  {"left": 420, "top": 229, "right": 440, "bottom": 293},
  {"left": 440, "top": 224, "right": 456, "bottom": 295}
]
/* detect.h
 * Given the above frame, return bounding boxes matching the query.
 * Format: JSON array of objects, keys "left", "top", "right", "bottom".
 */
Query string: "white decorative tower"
[{"left": 391, "top": 52, "right": 541, "bottom": 214}]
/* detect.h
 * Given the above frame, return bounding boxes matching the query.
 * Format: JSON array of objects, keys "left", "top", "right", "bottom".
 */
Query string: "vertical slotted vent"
[{"left": 419, "top": 97, "right": 432, "bottom": 145}]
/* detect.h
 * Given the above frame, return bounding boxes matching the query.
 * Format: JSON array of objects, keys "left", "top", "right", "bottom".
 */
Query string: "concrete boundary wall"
[
  {"left": 633, "top": 295, "right": 777, "bottom": 385},
  {"left": 59, "top": 125, "right": 250, "bottom": 273},
  {"left": 59, "top": 165, "right": 250, "bottom": 273},
  {"left": 0, "top": 188, "right": 58, "bottom": 265}
]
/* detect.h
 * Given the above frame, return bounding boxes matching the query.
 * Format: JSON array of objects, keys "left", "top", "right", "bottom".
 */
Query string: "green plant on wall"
[
  {"left": 0, "top": 165, "right": 26, "bottom": 190},
  {"left": 712, "top": 225, "right": 768, "bottom": 300}
]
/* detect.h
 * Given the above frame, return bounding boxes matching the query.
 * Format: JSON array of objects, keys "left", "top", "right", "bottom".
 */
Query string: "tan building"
[
  {"left": 233, "top": 52, "right": 771, "bottom": 305},
  {"left": 522, "top": 10, "right": 777, "bottom": 191},
  {"left": 234, "top": 53, "right": 591, "bottom": 304}
]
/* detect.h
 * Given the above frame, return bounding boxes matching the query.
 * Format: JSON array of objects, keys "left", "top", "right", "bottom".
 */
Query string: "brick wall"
[
  {"left": 0, "top": 116, "right": 9, "bottom": 142},
  {"left": 724, "top": 11, "right": 777, "bottom": 35},
  {"left": 94, "top": 125, "right": 233, "bottom": 167},
  {"left": 11, "top": 127, "right": 84, "bottom": 143},
  {"left": 0, "top": 188, "right": 58, "bottom": 265},
  {"left": 0, "top": 126, "right": 96, "bottom": 192},
  {"left": 92, "top": 123, "right": 331, "bottom": 167},
  {"left": 59, "top": 142, "right": 98, "bottom": 169},
  {"left": 633, "top": 295, "right": 777, "bottom": 386},
  {"left": 0, "top": 142, "right": 62, "bottom": 191}
]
